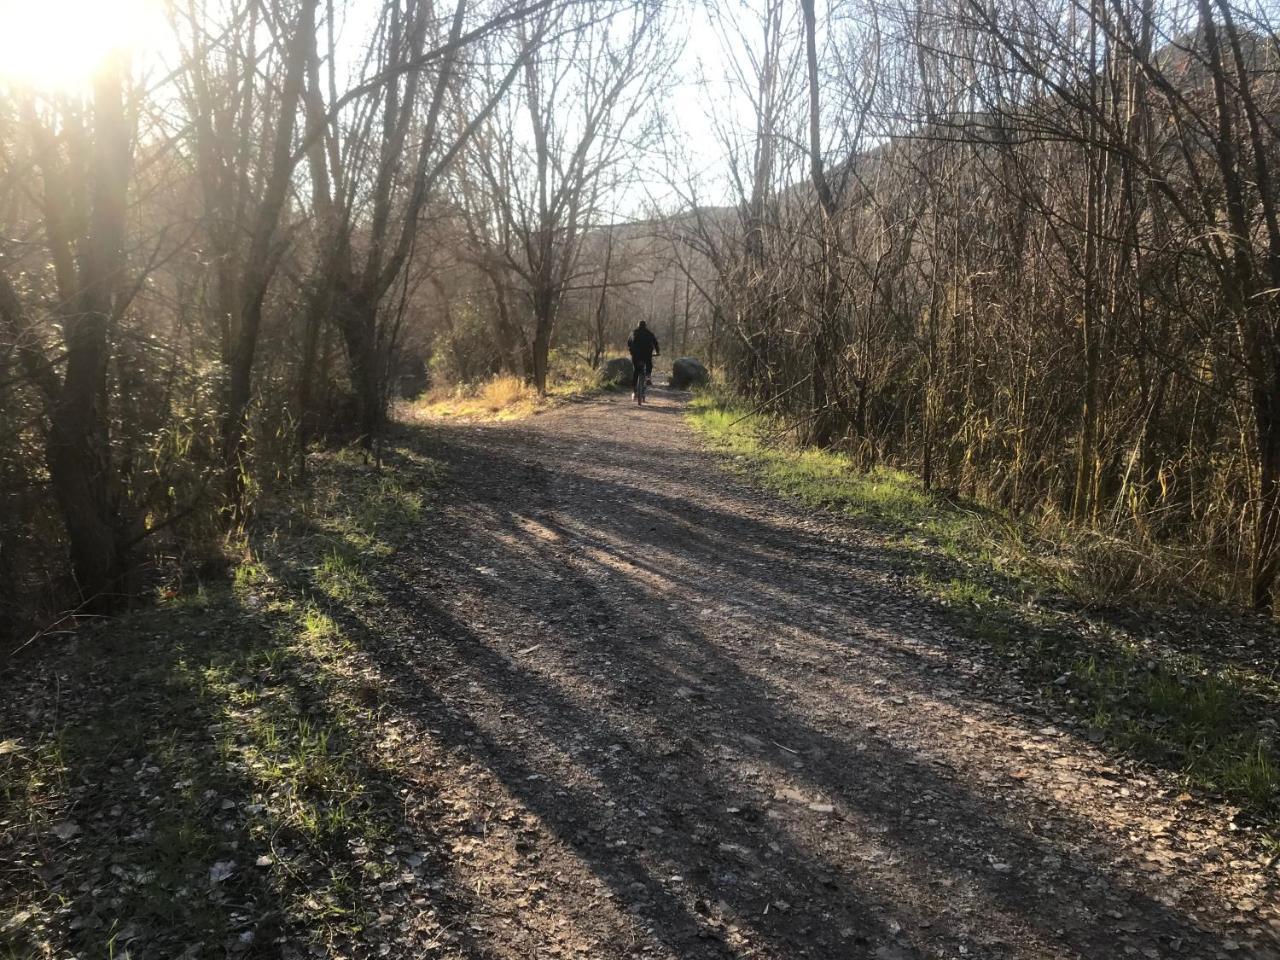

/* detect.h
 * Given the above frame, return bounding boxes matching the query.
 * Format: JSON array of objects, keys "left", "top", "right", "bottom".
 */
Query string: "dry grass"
[
  {"left": 407, "top": 374, "right": 540, "bottom": 422},
  {"left": 406, "top": 359, "right": 607, "bottom": 423},
  {"left": 480, "top": 374, "right": 531, "bottom": 411}
]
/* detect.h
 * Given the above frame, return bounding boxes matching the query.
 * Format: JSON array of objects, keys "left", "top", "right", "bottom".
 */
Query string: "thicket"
[
  {"left": 0, "top": 0, "right": 693, "bottom": 638},
  {"left": 677, "top": 0, "right": 1280, "bottom": 611}
]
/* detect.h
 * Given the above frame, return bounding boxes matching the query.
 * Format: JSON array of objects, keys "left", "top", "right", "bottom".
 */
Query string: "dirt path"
[{"left": 352, "top": 383, "right": 1278, "bottom": 960}]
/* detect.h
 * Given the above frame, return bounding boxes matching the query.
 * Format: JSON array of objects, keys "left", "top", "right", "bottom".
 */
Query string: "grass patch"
[
  {"left": 410, "top": 375, "right": 541, "bottom": 421},
  {"left": 687, "top": 394, "right": 954, "bottom": 531},
  {"left": 687, "top": 390, "right": 1280, "bottom": 834},
  {"left": 408, "top": 356, "right": 610, "bottom": 423},
  {"left": 481, "top": 374, "right": 531, "bottom": 411},
  {"left": 0, "top": 436, "right": 445, "bottom": 957},
  {"left": 315, "top": 546, "right": 374, "bottom": 603},
  {"left": 1, "top": 597, "right": 382, "bottom": 957}
]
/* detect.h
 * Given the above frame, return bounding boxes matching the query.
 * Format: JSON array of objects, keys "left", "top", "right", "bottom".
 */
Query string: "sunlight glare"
[{"left": 0, "top": 0, "right": 159, "bottom": 90}]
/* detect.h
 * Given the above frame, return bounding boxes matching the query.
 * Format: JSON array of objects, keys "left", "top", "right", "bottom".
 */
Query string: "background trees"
[
  {"left": 0, "top": 0, "right": 678, "bottom": 633},
  {"left": 455, "top": 0, "right": 673, "bottom": 394},
  {"left": 5, "top": 0, "right": 1280, "bottom": 632},
  {"left": 683, "top": 0, "right": 1280, "bottom": 609}
]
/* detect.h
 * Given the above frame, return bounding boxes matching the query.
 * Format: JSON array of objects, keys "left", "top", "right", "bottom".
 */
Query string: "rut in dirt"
[{"left": 354, "top": 382, "right": 1278, "bottom": 960}]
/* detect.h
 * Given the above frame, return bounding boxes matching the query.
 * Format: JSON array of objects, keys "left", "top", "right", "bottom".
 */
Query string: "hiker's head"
[{"left": 638, "top": 321, "right": 647, "bottom": 330}]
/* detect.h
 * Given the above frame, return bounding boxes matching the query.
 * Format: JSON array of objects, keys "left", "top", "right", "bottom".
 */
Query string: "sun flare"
[{"left": 0, "top": 0, "right": 159, "bottom": 91}]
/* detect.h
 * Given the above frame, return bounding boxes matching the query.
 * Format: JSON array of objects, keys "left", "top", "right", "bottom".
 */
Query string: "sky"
[
  {"left": 0, "top": 0, "right": 166, "bottom": 92},
  {"left": 0, "top": 0, "right": 761, "bottom": 211}
]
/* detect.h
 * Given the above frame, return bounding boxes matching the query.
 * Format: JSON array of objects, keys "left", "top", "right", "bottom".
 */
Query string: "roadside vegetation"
[
  {"left": 687, "top": 391, "right": 1280, "bottom": 839},
  {"left": 407, "top": 351, "right": 628, "bottom": 422},
  {"left": 0, "top": 440, "right": 442, "bottom": 957},
  {"left": 410, "top": 374, "right": 546, "bottom": 422}
]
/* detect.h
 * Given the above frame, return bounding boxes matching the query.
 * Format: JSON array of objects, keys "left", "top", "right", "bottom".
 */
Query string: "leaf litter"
[{"left": 1, "top": 389, "right": 1277, "bottom": 959}]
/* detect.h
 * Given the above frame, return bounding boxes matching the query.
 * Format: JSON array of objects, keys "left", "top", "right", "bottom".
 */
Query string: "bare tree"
[
  {"left": 169, "top": 0, "right": 315, "bottom": 519},
  {"left": 0, "top": 55, "right": 137, "bottom": 607},
  {"left": 678, "top": 0, "right": 1280, "bottom": 608},
  {"left": 461, "top": 0, "right": 672, "bottom": 395},
  {"left": 298, "top": 0, "right": 561, "bottom": 449}
]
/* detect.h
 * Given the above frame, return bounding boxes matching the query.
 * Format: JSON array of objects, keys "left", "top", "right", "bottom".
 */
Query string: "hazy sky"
[{"left": 0, "top": 0, "right": 766, "bottom": 212}]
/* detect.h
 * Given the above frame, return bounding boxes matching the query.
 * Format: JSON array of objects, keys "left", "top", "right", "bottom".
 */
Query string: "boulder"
[
  {"left": 600, "top": 356, "right": 634, "bottom": 388},
  {"left": 670, "top": 357, "right": 710, "bottom": 390}
]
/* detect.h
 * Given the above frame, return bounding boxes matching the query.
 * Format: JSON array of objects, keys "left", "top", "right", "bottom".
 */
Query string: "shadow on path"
[{"left": 287, "top": 394, "right": 1273, "bottom": 959}]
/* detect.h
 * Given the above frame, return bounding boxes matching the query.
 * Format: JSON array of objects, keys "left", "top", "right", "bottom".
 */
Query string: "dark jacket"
[{"left": 627, "top": 327, "right": 659, "bottom": 358}]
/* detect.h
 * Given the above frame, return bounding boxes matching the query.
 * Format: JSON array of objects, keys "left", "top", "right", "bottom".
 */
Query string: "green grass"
[
  {"left": 688, "top": 396, "right": 934, "bottom": 522},
  {"left": 0, "top": 599, "right": 379, "bottom": 955},
  {"left": 315, "top": 546, "right": 374, "bottom": 603},
  {"left": 0, "top": 438, "right": 444, "bottom": 957},
  {"left": 688, "top": 390, "right": 1280, "bottom": 834}
]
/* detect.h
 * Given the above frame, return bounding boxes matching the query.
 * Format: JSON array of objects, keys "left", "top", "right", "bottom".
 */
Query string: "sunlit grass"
[
  {"left": 302, "top": 604, "right": 339, "bottom": 642},
  {"left": 233, "top": 559, "right": 268, "bottom": 589},
  {"left": 407, "top": 353, "right": 612, "bottom": 422},
  {"left": 315, "top": 547, "right": 373, "bottom": 603},
  {"left": 410, "top": 376, "right": 540, "bottom": 420},
  {"left": 687, "top": 396, "right": 940, "bottom": 527},
  {"left": 482, "top": 374, "right": 532, "bottom": 410}
]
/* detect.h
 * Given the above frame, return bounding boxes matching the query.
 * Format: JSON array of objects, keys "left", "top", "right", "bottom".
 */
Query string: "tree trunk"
[
  {"left": 1073, "top": 0, "right": 1103, "bottom": 523},
  {"left": 44, "top": 55, "right": 132, "bottom": 607},
  {"left": 296, "top": 288, "right": 329, "bottom": 478},
  {"left": 47, "top": 393, "right": 124, "bottom": 606},
  {"left": 490, "top": 285, "right": 525, "bottom": 377},
  {"left": 593, "top": 228, "right": 614, "bottom": 368},
  {"left": 681, "top": 273, "right": 692, "bottom": 355},
  {"left": 529, "top": 282, "right": 558, "bottom": 395},
  {"left": 339, "top": 289, "right": 384, "bottom": 451},
  {"left": 218, "top": 0, "right": 312, "bottom": 522},
  {"left": 531, "top": 314, "right": 553, "bottom": 396},
  {"left": 221, "top": 309, "right": 261, "bottom": 522},
  {"left": 801, "top": 0, "right": 842, "bottom": 449},
  {"left": 1253, "top": 383, "right": 1280, "bottom": 610}
]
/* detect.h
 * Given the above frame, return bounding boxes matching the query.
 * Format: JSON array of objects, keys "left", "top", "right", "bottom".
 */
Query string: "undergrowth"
[
  {"left": 0, "top": 439, "right": 443, "bottom": 958},
  {"left": 411, "top": 374, "right": 541, "bottom": 420},
  {"left": 687, "top": 391, "right": 1280, "bottom": 835},
  {"left": 409, "top": 351, "right": 612, "bottom": 422}
]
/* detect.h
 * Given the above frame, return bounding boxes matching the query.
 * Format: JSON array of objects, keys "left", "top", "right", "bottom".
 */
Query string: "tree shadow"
[
  {"left": 3, "top": 481, "right": 513, "bottom": 958},
  {"left": 422, "top": 416, "right": 1280, "bottom": 784},
  {"left": 9, "top": 404, "right": 1266, "bottom": 959},
  {"left": 257, "top": 416, "right": 1262, "bottom": 957}
]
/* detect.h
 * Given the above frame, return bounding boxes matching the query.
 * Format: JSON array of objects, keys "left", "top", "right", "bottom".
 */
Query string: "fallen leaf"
[{"left": 209, "top": 860, "right": 236, "bottom": 883}]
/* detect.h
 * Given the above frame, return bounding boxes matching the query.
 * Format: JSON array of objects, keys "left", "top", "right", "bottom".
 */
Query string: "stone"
[
  {"left": 600, "top": 356, "right": 634, "bottom": 388},
  {"left": 670, "top": 357, "right": 709, "bottom": 389}
]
